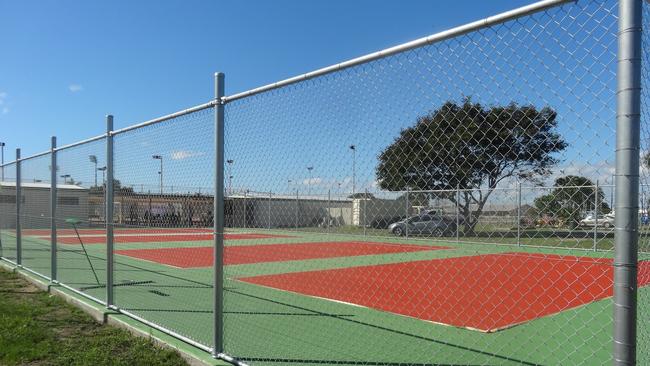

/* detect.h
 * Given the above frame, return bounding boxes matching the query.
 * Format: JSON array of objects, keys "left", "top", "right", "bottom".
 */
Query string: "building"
[{"left": 0, "top": 181, "right": 88, "bottom": 229}]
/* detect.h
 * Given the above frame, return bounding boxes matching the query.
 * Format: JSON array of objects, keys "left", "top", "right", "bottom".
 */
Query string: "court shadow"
[{"left": 226, "top": 287, "right": 541, "bottom": 366}]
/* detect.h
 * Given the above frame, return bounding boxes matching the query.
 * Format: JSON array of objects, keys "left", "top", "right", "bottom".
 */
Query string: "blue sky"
[
  {"left": 0, "top": 0, "right": 621, "bottom": 199},
  {"left": 0, "top": 0, "right": 537, "bottom": 157}
]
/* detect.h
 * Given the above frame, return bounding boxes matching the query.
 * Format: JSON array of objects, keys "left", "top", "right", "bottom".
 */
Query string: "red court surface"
[
  {"left": 46, "top": 233, "right": 292, "bottom": 244},
  {"left": 23, "top": 228, "right": 214, "bottom": 236},
  {"left": 114, "top": 241, "right": 447, "bottom": 267},
  {"left": 238, "top": 253, "right": 650, "bottom": 332}
]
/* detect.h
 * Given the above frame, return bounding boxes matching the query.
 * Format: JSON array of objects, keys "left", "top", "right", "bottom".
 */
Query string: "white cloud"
[
  {"left": 68, "top": 84, "right": 83, "bottom": 93},
  {"left": 551, "top": 160, "right": 616, "bottom": 187},
  {"left": 170, "top": 150, "right": 204, "bottom": 160}
]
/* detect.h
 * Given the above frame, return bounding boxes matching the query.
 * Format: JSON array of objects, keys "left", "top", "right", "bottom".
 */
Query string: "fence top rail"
[
  {"left": 220, "top": 0, "right": 573, "bottom": 103},
  {"left": 54, "top": 134, "right": 106, "bottom": 152},
  {"left": 9, "top": 149, "right": 50, "bottom": 163},
  {"left": 111, "top": 100, "right": 216, "bottom": 136}
]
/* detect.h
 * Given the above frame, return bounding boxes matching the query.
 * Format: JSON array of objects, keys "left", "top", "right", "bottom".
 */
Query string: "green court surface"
[{"left": 1, "top": 227, "right": 649, "bottom": 365}]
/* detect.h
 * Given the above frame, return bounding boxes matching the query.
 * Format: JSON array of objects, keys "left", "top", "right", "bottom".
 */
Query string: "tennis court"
[
  {"left": 114, "top": 241, "right": 449, "bottom": 267},
  {"left": 4, "top": 225, "right": 648, "bottom": 365},
  {"left": 38, "top": 232, "right": 292, "bottom": 244}
]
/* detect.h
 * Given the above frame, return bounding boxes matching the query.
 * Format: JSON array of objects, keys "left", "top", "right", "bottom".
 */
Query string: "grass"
[{"left": 0, "top": 267, "right": 189, "bottom": 366}]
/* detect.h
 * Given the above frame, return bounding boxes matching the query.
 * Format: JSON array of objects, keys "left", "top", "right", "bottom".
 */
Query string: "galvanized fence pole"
[
  {"left": 613, "top": 0, "right": 642, "bottom": 364},
  {"left": 148, "top": 191, "right": 152, "bottom": 227},
  {"left": 213, "top": 72, "right": 226, "bottom": 356},
  {"left": 456, "top": 186, "right": 460, "bottom": 243},
  {"left": 106, "top": 115, "right": 115, "bottom": 308},
  {"left": 15, "top": 148, "right": 21, "bottom": 266},
  {"left": 327, "top": 189, "right": 331, "bottom": 234},
  {"left": 243, "top": 190, "right": 247, "bottom": 229},
  {"left": 363, "top": 189, "right": 368, "bottom": 237},
  {"left": 594, "top": 181, "right": 599, "bottom": 252},
  {"left": 517, "top": 182, "right": 522, "bottom": 247},
  {"left": 405, "top": 188, "right": 409, "bottom": 239},
  {"left": 50, "top": 137, "right": 57, "bottom": 281},
  {"left": 295, "top": 189, "right": 299, "bottom": 230},
  {"left": 268, "top": 191, "right": 272, "bottom": 230}
]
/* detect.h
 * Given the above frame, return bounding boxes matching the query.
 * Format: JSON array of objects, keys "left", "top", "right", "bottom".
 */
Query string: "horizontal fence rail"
[{"left": 0, "top": 0, "right": 647, "bottom": 365}]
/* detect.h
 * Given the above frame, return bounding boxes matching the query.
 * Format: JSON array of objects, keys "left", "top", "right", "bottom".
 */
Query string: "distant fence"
[{"left": 1, "top": 0, "right": 648, "bottom": 365}]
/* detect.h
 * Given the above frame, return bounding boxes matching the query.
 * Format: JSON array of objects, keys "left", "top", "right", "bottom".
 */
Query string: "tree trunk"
[{"left": 461, "top": 189, "right": 494, "bottom": 237}]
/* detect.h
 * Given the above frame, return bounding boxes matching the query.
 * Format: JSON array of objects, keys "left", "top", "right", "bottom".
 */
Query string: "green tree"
[
  {"left": 533, "top": 175, "right": 610, "bottom": 228},
  {"left": 88, "top": 179, "right": 134, "bottom": 194},
  {"left": 376, "top": 98, "right": 567, "bottom": 234}
]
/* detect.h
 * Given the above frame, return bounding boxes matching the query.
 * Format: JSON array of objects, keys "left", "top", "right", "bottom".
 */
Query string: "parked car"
[
  {"left": 369, "top": 216, "right": 406, "bottom": 229},
  {"left": 388, "top": 214, "right": 456, "bottom": 237},
  {"left": 579, "top": 213, "right": 614, "bottom": 228}
]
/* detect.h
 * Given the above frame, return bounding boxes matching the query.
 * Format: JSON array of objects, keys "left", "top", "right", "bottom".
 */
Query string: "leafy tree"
[
  {"left": 348, "top": 192, "right": 375, "bottom": 199},
  {"left": 376, "top": 98, "right": 567, "bottom": 234},
  {"left": 89, "top": 179, "right": 134, "bottom": 194},
  {"left": 534, "top": 175, "right": 610, "bottom": 227}
]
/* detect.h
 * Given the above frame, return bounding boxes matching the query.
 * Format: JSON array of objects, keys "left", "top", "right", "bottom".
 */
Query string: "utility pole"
[
  {"left": 152, "top": 155, "right": 163, "bottom": 194},
  {"left": 307, "top": 166, "right": 314, "bottom": 196}
]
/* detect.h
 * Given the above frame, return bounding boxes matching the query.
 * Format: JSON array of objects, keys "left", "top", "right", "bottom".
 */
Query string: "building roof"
[{"left": 0, "top": 181, "right": 87, "bottom": 190}]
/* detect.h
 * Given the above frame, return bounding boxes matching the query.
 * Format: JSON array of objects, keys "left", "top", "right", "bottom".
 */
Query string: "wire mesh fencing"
[
  {"left": 0, "top": 161, "right": 18, "bottom": 263},
  {"left": 638, "top": 0, "right": 650, "bottom": 361},
  {"left": 222, "top": 1, "right": 623, "bottom": 364},
  {"left": 18, "top": 153, "right": 53, "bottom": 279},
  {"left": 112, "top": 106, "right": 215, "bottom": 349},
  {"left": 0, "top": 0, "right": 648, "bottom": 365},
  {"left": 53, "top": 138, "right": 107, "bottom": 301}
]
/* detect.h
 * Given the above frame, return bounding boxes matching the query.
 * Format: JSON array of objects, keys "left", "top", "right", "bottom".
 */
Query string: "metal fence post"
[
  {"left": 327, "top": 189, "right": 331, "bottom": 234},
  {"left": 517, "top": 182, "right": 522, "bottom": 247},
  {"left": 15, "top": 148, "right": 21, "bottom": 266},
  {"left": 213, "top": 72, "right": 226, "bottom": 357},
  {"left": 363, "top": 188, "right": 368, "bottom": 237},
  {"left": 594, "top": 181, "right": 599, "bottom": 252},
  {"left": 243, "top": 190, "right": 247, "bottom": 229},
  {"left": 50, "top": 136, "right": 57, "bottom": 281},
  {"left": 614, "top": 0, "right": 641, "bottom": 364},
  {"left": 148, "top": 190, "right": 152, "bottom": 227},
  {"left": 405, "top": 188, "right": 409, "bottom": 239},
  {"left": 295, "top": 189, "right": 299, "bottom": 230},
  {"left": 456, "top": 186, "right": 460, "bottom": 243},
  {"left": 268, "top": 191, "right": 272, "bottom": 230},
  {"left": 106, "top": 115, "right": 115, "bottom": 308}
]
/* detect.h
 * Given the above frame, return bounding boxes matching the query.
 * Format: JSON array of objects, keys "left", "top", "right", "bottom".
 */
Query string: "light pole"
[
  {"left": 60, "top": 174, "right": 70, "bottom": 184},
  {"left": 307, "top": 166, "right": 314, "bottom": 196},
  {"left": 349, "top": 145, "right": 356, "bottom": 196},
  {"left": 287, "top": 179, "right": 292, "bottom": 194},
  {"left": 97, "top": 166, "right": 107, "bottom": 186},
  {"left": 227, "top": 159, "right": 234, "bottom": 195},
  {"left": 152, "top": 155, "right": 163, "bottom": 194},
  {"left": 89, "top": 155, "right": 98, "bottom": 187},
  {"left": 0, "top": 142, "right": 5, "bottom": 182}
]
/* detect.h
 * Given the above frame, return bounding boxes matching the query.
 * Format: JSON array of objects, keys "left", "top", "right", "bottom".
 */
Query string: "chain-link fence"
[
  {"left": 111, "top": 106, "right": 215, "bottom": 349},
  {"left": 1, "top": 0, "right": 648, "bottom": 364},
  {"left": 1, "top": 161, "right": 17, "bottom": 263}
]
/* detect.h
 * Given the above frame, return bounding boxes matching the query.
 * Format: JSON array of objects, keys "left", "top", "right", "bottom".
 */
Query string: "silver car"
[
  {"left": 579, "top": 214, "right": 614, "bottom": 228},
  {"left": 388, "top": 214, "right": 455, "bottom": 237}
]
